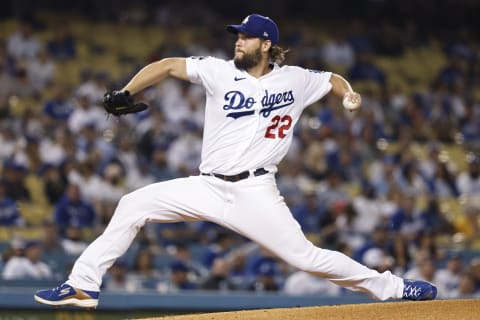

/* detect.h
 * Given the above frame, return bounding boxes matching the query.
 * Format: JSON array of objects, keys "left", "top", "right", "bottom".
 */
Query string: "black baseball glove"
[{"left": 103, "top": 90, "right": 149, "bottom": 116}]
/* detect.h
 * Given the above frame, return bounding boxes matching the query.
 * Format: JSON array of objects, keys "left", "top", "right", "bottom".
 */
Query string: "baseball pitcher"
[{"left": 35, "top": 14, "right": 436, "bottom": 308}]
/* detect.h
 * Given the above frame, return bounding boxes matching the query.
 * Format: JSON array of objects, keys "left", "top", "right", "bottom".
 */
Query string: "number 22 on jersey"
[{"left": 265, "top": 115, "right": 292, "bottom": 139}]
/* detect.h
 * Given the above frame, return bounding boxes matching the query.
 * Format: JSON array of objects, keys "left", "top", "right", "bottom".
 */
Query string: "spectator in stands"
[
  {"left": 245, "top": 247, "right": 284, "bottom": 282},
  {"left": 348, "top": 49, "right": 386, "bottom": 87},
  {"left": 316, "top": 170, "right": 350, "bottom": 207},
  {"left": 275, "top": 160, "right": 305, "bottom": 207},
  {"left": 0, "top": 180, "right": 23, "bottom": 226},
  {"left": 125, "top": 158, "right": 155, "bottom": 191},
  {"left": 10, "top": 67, "right": 38, "bottom": 98},
  {"left": 0, "top": 46, "right": 14, "bottom": 107},
  {"left": 418, "top": 198, "right": 454, "bottom": 235},
  {"left": 395, "top": 161, "right": 430, "bottom": 197},
  {"left": 351, "top": 182, "right": 393, "bottom": 237},
  {"left": 0, "top": 127, "right": 17, "bottom": 163},
  {"left": 1, "top": 160, "right": 31, "bottom": 202},
  {"left": 226, "top": 248, "right": 250, "bottom": 290},
  {"left": 354, "top": 223, "right": 397, "bottom": 271},
  {"left": 156, "top": 79, "right": 205, "bottom": 129},
  {"left": 389, "top": 193, "right": 424, "bottom": 240},
  {"left": 314, "top": 201, "right": 345, "bottom": 249},
  {"left": 456, "top": 154, "right": 480, "bottom": 198},
  {"left": 170, "top": 244, "right": 209, "bottom": 284},
  {"left": 15, "top": 134, "right": 42, "bottom": 173},
  {"left": 322, "top": 30, "right": 355, "bottom": 69},
  {"left": 156, "top": 222, "right": 198, "bottom": 248},
  {"left": 0, "top": 40, "right": 16, "bottom": 76},
  {"left": 437, "top": 53, "right": 466, "bottom": 87},
  {"left": 331, "top": 202, "right": 366, "bottom": 251},
  {"left": 158, "top": 260, "right": 197, "bottom": 293},
  {"left": 2, "top": 240, "right": 52, "bottom": 280},
  {"left": 61, "top": 223, "right": 89, "bottom": 256},
  {"left": 403, "top": 249, "right": 432, "bottom": 279},
  {"left": 42, "top": 84, "right": 74, "bottom": 122},
  {"left": 166, "top": 120, "right": 202, "bottom": 176},
  {"left": 292, "top": 189, "right": 325, "bottom": 234},
  {"left": 7, "top": 20, "right": 41, "bottom": 61},
  {"left": 40, "top": 220, "right": 68, "bottom": 279},
  {"left": 360, "top": 247, "right": 394, "bottom": 274},
  {"left": 137, "top": 108, "right": 174, "bottom": 161},
  {"left": 129, "top": 249, "right": 163, "bottom": 289},
  {"left": 1, "top": 236, "right": 25, "bottom": 267},
  {"left": 41, "top": 220, "right": 63, "bottom": 253},
  {"left": 451, "top": 271, "right": 479, "bottom": 298},
  {"left": 74, "top": 123, "right": 116, "bottom": 165},
  {"left": 248, "top": 260, "right": 280, "bottom": 292},
  {"left": 428, "top": 161, "right": 459, "bottom": 198},
  {"left": 115, "top": 134, "right": 155, "bottom": 191},
  {"left": 404, "top": 253, "right": 439, "bottom": 287},
  {"left": 53, "top": 183, "right": 96, "bottom": 235},
  {"left": 461, "top": 101, "right": 480, "bottom": 148},
  {"left": 75, "top": 71, "right": 109, "bottom": 105},
  {"left": 201, "top": 257, "right": 236, "bottom": 291},
  {"left": 368, "top": 154, "right": 398, "bottom": 198},
  {"left": 26, "top": 48, "right": 55, "bottom": 91},
  {"left": 68, "top": 160, "right": 118, "bottom": 227},
  {"left": 413, "top": 231, "right": 442, "bottom": 263},
  {"left": 68, "top": 90, "right": 107, "bottom": 134},
  {"left": 435, "top": 253, "right": 464, "bottom": 298},
  {"left": 302, "top": 140, "right": 328, "bottom": 181},
  {"left": 41, "top": 163, "right": 68, "bottom": 205},
  {"left": 202, "top": 231, "right": 236, "bottom": 269},
  {"left": 463, "top": 259, "right": 480, "bottom": 297},
  {"left": 104, "top": 259, "right": 137, "bottom": 292},
  {"left": 47, "top": 28, "right": 76, "bottom": 61},
  {"left": 96, "top": 161, "right": 128, "bottom": 212},
  {"left": 150, "top": 147, "right": 180, "bottom": 182}
]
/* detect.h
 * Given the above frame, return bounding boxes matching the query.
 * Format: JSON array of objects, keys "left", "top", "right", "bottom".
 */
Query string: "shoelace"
[
  {"left": 404, "top": 284, "right": 422, "bottom": 298},
  {"left": 51, "top": 284, "right": 70, "bottom": 292}
]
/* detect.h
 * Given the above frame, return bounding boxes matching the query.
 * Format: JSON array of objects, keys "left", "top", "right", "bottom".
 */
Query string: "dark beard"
[{"left": 234, "top": 47, "right": 262, "bottom": 70}]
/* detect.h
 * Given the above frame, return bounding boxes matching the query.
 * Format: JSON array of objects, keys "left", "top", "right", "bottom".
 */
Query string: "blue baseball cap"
[{"left": 227, "top": 14, "right": 279, "bottom": 45}]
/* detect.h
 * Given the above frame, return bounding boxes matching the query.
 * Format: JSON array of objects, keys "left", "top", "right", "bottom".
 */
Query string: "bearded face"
[{"left": 233, "top": 44, "right": 263, "bottom": 70}]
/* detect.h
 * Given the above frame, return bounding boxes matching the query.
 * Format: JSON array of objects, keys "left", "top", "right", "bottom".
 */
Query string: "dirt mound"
[{"left": 141, "top": 299, "right": 478, "bottom": 320}]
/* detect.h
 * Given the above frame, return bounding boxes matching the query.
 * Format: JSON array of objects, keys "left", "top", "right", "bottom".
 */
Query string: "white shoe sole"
[{"left": 34, "top": 295, "right": 98, "bottom": 308}]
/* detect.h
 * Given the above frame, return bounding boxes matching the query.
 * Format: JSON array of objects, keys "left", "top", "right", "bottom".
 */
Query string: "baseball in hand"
[{"left": 343, "top": 92, "right": 361, "bottom": 111}]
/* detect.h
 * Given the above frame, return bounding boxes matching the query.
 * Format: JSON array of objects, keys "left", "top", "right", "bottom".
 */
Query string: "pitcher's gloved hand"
[{"left": 103, "top": 90, "right": 149, "bottom": 116}]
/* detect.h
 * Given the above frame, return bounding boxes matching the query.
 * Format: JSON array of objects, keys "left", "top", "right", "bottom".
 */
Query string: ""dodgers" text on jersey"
[{"left": 223, "top": 89, "right": 295, "bottom": 119}]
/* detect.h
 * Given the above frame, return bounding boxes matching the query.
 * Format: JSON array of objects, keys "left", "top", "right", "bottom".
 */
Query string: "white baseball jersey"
[{"left": 186, "top": 56, "right": 332, "bottom": 175}]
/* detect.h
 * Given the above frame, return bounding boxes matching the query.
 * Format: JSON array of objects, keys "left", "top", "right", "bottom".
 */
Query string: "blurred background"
[{"left": 0, "top": 0, "right": 480, "bottom": 318}]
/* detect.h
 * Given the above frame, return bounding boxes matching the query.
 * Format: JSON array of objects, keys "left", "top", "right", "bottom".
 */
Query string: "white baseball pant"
[{"left": 67, "top": 173, "right": 404, "bottom": 300}]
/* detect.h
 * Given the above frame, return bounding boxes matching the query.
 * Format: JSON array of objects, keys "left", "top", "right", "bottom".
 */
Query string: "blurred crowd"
[{"left": 1, "top": 2, "right": 480, "bottom": 299}]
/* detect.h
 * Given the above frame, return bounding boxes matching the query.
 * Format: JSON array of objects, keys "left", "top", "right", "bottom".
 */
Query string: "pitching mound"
[{"left": 141, "top": 299, "right": 478, "bottom": 320}]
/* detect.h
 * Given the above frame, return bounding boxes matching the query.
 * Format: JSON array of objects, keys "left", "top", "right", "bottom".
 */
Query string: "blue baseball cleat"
[
  {"left": 34, "top": 283, "right": 99, "bottom": 308},
  {"left": 402, "top": 279, "right": 437, "bottom": 301}
]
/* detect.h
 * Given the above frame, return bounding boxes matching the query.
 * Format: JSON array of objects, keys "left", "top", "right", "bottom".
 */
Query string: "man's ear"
[{"left": 262, "top": 40, "right": 272, "bottom": 52}]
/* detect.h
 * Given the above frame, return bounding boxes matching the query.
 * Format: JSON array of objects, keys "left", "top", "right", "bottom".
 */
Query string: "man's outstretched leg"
[
  {"left": 34, "top": 177, "right": 221, "bottom": 308},
  {"left": 219, "top": 175, "right": 437, "bottom": 301}
]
